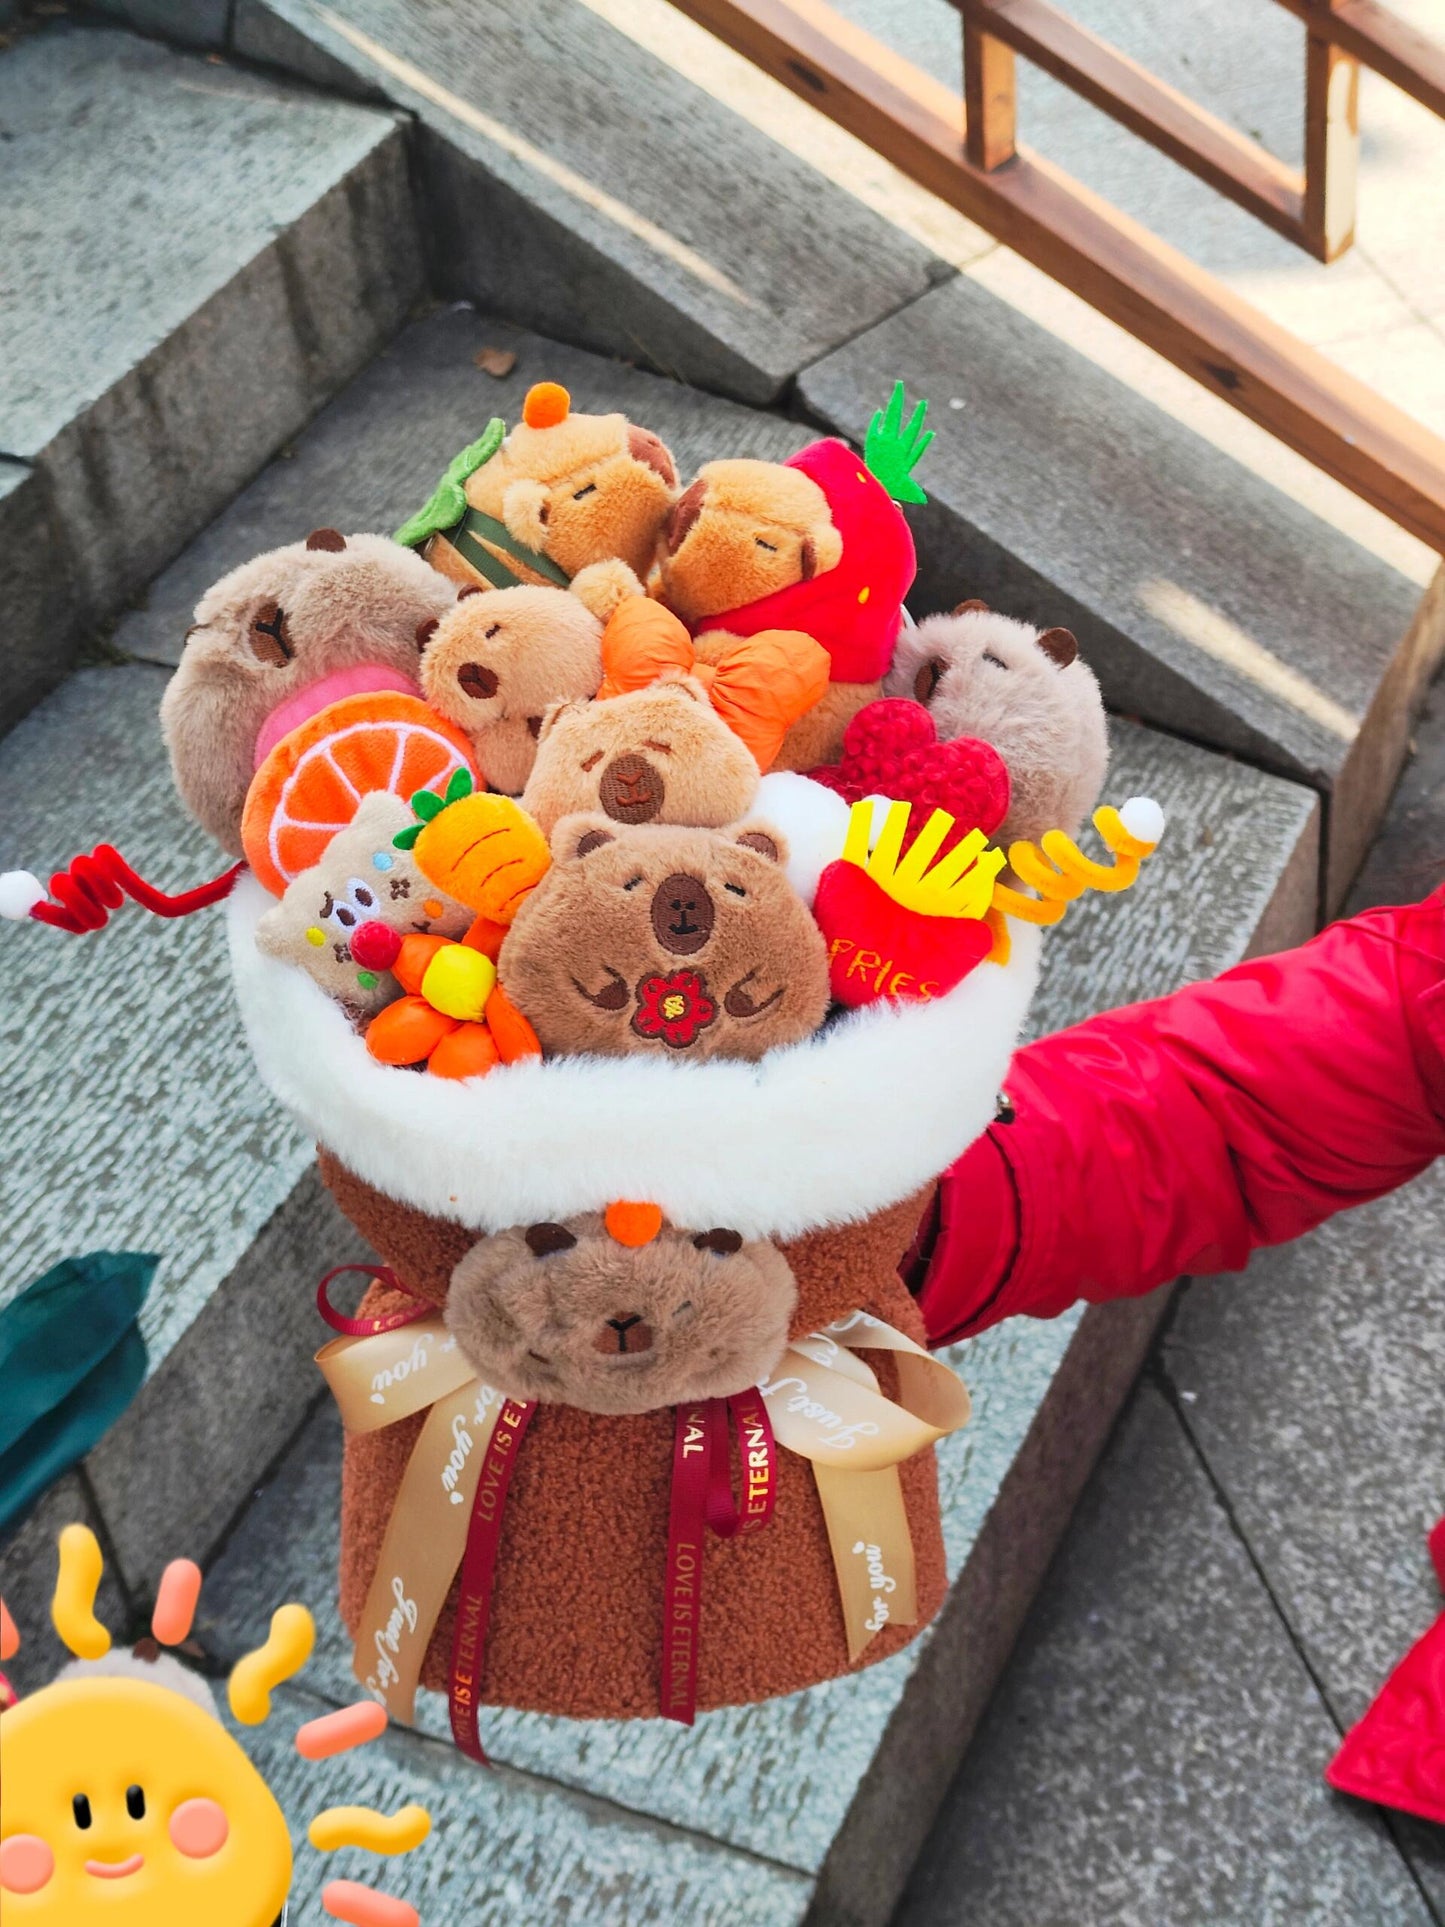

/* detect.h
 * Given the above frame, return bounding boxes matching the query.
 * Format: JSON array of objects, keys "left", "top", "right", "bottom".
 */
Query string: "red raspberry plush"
[
  {"left": 809, "top": 699, "right": 1010, "bottom": 855},
  {"left": 814, "top": 861, "right": 995, "bottom": 1007}
]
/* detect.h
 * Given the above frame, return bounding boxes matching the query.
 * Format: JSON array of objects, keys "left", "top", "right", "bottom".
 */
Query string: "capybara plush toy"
[
  {"left": 445, "top": 1213, "right": 797, "bottom": 1416},
  {"left": 418, "top": 583, "right": 606, "bottom": 796},
  {"left": 254, "top": 793, "right": 472, "bottom": 1022},
  {"left": 160, "top": 529, "right": 458, "bottom": 854},
  {"left": 887, "top": 600, "right": 1109, "bottom": 847},
  {"left": 398, "top": 383, "right": 678, "bottom": 621},
  {"left": 521, "top": 678, "right": 760, "bottom": 835},
  {"left": 499, "top": 814, "right": 830, "bottom": 1062}
]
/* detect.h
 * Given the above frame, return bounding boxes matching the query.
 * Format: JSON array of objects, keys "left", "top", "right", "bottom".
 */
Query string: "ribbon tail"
[{"left": 812, "top": 1462, "right": 918, "bottom": 1663}]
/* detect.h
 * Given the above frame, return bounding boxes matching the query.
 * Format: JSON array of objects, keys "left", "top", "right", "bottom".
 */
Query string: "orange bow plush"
[{"left": 596, "top": 600, "right": 830, "bottom": 771}]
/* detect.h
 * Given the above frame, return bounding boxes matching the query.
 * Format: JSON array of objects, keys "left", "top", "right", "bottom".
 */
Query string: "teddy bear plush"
[
  {"left": 417, "top": 583, "right": 605, "bottom": 796},
  {"left": 520, "top": 677, "right": 760, "bottom": 835},
  {"left": 254, "top": 792, "right": 472, "bottom": 1021},
  {"left": 499, "top": 813, "right": 830, "bottom": 1063},
  {"left": 396, "top": 384, "right": 678, "bottom": 622},
  {"left": 886, "top": 600, "right": 1109, "bottom": 847},
  {"left": 445, "top": 1212, "right": 797, "bottom": 1416},
  {"left": 160, "top": 529, "right": 458, "bottom": 855}
]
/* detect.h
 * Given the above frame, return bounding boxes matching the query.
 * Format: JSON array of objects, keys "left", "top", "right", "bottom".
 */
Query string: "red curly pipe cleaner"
[{"left": 25, "top": 846, "right": 245, "bottom": 934}]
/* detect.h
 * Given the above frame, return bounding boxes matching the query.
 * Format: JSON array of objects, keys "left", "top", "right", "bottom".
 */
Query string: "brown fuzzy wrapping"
[{"left": 320, "top": 1154, "right": 946, "bottom": 1720}]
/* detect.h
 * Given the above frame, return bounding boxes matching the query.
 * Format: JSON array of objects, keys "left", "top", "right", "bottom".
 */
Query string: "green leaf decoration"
[
  {"left": 392, "top": 825, "right": 422, "bottom": 851},
  {"left": 411, "top": 789, "right": 446, "bottom": 823},
  {"left": 394, "top": 419, "right": 506, "bottom": 547},
  {"left": 864, "top": 380, "right": 933, "bottom": 506},
  {"left": 445, "top": 767, "right": 475, "bottom": 804}
]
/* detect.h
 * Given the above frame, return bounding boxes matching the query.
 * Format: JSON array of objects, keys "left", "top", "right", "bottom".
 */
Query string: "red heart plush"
[
  {"left": 814, "top": 860, "right": 995, "bottom": 1007},
  {"left": 809, "top": 699, "right": 1010, "bottom": 855}
]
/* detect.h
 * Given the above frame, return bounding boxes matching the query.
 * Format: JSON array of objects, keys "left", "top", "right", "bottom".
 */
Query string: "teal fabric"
[{"left": 0, "top": 1252, "right": 156, "bottom": 1531}]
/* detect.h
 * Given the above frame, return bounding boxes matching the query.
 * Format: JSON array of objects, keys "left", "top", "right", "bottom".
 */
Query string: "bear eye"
[
  {"left": 73, "top": 1794, "right": 93, "bottom": 1829},
  {"left": 724, "top": 882, "right": 746, "bottom": 898},
  {"left": 126, "top": 1785, "right": 146, "bottom": 1820},
  {"left": 623, "top": 874, "right": 645, "bottom": 891},
  {"left": 484, "top": 623, "right": 502, "bottom": 640},
  {"left": 983, "top": 650, "right": 1008, "bottom": 670},
  {"left": 693, "top": 1228, "right": 743, "bottom": 1255},
  {"left": 525, "top": 1223, "right": 578, "bottom": 1257},
  {"left": 572, "top": 483, "right": 598, "bottom": 500},
  {"left": 754, "top": 537, "right": 777, "bottom": 552},
  {"left": 580, "top": 749, "right": 605, "bottom": 773}
]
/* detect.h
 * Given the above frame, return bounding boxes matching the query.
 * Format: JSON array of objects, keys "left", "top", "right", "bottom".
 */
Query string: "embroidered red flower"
[{"left": 632, "top": 970, "right": 717, "bottom": 1049}]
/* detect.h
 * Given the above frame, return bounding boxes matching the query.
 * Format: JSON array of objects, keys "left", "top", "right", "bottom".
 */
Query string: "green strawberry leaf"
[
  {"left": 864, "top": 380, "right": 933, "bottom": 506},
  {"left": 394, "top": 419, "right": 506, "bottom": 547}
]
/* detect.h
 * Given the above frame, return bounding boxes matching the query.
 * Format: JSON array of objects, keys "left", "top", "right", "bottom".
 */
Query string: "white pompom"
[
  {"left": 753, "top": 773, "right": 852, "bottom": 905},
  {"left": 0, "top": 870, "right": 46, "bottom": 921},
  {"left": 1119, "top": 796, "right": 1165, "bottom": 846}
]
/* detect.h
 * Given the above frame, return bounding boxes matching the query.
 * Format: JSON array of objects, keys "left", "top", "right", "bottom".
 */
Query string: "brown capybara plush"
[
  {"left": 414, "top": 384, "right": 679, "bottom": 622},
  {"left": 520, "top": 678, "right": 760, "bottom": 835},
  {"left": 320, "top": 1156, "right": 946, "bottom": 1720},
  {"left": 887, "top": 601, "right": 1109, "bottom": 847},
  {"left": 499, "top": 814, "right": 830, "bottom": 1063},
  {"left": 160, "top": 530, "right": 457, "bottom": 854},
  {"left": 445, "top": 1213, "right": 797, "bottom": 1416},
  {"left": 418, "top": 584, "right": 605, "bottom": 796}
]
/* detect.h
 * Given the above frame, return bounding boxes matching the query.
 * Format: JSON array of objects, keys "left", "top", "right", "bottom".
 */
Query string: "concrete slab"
[
  {"left": 798, "top": 278, "right": 1445, "bottom": 910},
  {"left": 0, "top": 459, "right": 80, "bottom": 736},
  {"left": 114, "top": 306, "right": 809, "bottom": 671},
  {"left": 895, "top": 1383, "right": 1435, "bottom": 1927},
  {"left": 88, "top": 0, "right": 231, "bottom": 49},
  {"left": 195, "top": 722, "right": 1319, "bottom": 1922},
  {"left": 231, "top": 0, "right": 949, "bottom": 405},
  {"left": 0, "top": 25, "right": 420, "bottom": 688}
]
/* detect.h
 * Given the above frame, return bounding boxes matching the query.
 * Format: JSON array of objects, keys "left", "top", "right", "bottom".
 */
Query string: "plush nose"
[
  {"left": 650, "top": 873, "right": 715, "bottom": 955},
  {"left": 457, "top": 662, "right": 500, "bottom": 701},
  {"left": 594, "top": 1314, "right": 654, "bottom": 1356},
  {"left": 599, "top": 752, "right": 664, "bottom": 823}
]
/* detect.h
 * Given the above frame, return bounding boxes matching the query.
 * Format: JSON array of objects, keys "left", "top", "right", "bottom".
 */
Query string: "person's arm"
[{"left": 915, "top": 887, "right": 1445, "bottom": 1347}]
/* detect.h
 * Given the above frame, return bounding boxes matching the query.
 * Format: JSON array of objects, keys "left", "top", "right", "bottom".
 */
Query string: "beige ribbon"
[{"left": 317, "top": 1306, "right": 972, "bottom": 1703}]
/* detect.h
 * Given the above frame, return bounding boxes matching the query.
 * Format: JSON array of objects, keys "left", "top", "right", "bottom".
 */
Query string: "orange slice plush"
[{"left": 242, "top": 693, "right": 478, "bottom": 897}]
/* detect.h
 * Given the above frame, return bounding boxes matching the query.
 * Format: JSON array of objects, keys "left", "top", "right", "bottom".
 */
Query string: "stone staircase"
[{"left": 0, "top": 5, "right": 1435, "bottom": 1920}]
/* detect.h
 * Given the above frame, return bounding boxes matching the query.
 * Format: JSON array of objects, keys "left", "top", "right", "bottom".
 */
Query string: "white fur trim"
[
  {"left": 229, "top": 875, "right": 1039, "bottom": 1241},
  {"left": 754, "top": 773, "right": 851, "bottom": 906},
  {"left": 0, "top": 870, "right": 45, "bottom": 921}
]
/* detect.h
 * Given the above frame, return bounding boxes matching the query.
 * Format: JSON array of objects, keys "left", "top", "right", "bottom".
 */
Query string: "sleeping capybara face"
[
  {"left": 160, "top": 531, "right": 457, "bottom": 853},
  {"left": 520, "top": 678, "right": 760, "bottom": 835},
  {"left": 499, "top": 815, "right": 831, "bottom": 1063},
  {"left": 418, "top": 584, "right": 604, "bottom": 795},
  {"left": 445, "top": 1212, "right": 797, "bottom": 1413},
  {"left": 887, "top": 601, "right": 1109, "bottom": 845},
  {"left": 658, "top": 459, "right": 844, "bottom": 625}
]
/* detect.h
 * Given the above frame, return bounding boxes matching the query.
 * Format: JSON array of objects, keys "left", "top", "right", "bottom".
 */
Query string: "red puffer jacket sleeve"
[{"left": 915, "top": 886, "right": 1445, "bottom": 1346}]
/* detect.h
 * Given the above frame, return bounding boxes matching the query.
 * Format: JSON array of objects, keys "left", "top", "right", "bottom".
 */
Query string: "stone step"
[
  {"left": 230, "top": 0, "right": 949, "bottom": 407},
  {"left": 0, "top": 22, "right": 421, "bottom": 728}
]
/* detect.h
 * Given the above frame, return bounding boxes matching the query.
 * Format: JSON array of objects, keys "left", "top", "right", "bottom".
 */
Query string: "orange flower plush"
[
  {"left": 595, "top": 599, "right": 829, "bottom": 772},
  {"left": 363, "top": 928, "right": 542, "bottom": 1080}
]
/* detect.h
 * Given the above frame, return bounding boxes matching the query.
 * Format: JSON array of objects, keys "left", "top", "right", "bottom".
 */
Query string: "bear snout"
[
  {"left": 599, "top": 752, "right": 665, "bottom": 823},
  {"left": 593, "top": 1313, "right": 655, "bottom": 1356},
  {"left": 457, "top": 661, "right": 501, "bottom": 701},
  {"left": 650, "top": 873, "right": 715, "bottom": 955}
]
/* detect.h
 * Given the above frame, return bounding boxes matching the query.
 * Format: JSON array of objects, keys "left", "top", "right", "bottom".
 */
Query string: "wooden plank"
[
  {"left": 666, "top": 0, "right": 1445, "bottom": 553},
  {"left": 1303, "top": 1, "right": 1361, "bottom": 261},
  {"left": 1274, "top": 0, "right": 1445, "bottom": 121},
  {"left": 962, "top": 16, "right": 1016, "bottom": 171},
  {"left": 959, "top": 0, "right": 1306, "bottom": 243}
]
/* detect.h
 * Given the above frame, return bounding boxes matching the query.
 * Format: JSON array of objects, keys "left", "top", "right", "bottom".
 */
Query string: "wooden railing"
[{"left": 667, "top": 0, "right": 1445, "bottom": 554}]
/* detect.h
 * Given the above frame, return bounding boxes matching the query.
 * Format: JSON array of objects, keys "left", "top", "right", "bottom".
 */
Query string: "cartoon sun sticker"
[{"left": 0, "top": 1527, "right": 431, "bottom": 1927}]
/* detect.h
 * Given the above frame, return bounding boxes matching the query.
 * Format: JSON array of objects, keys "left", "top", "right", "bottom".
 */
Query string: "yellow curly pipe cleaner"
[{"left": 986, "top": 797, "right": 1165, "bottom": 963}]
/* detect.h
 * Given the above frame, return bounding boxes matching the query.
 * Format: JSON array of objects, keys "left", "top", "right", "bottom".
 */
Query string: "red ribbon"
[
  {"left": 449, "top": 1397, "right": 537, "bottom": 1765},
  {"left": 663, "top": 1391, "right": 778, "bottom": 1725},
  {"left": 315, "top": 1265, "right": 434, "bottom": 1337}
]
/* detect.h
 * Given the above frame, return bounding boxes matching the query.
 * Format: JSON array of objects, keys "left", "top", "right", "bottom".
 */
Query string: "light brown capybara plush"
[
  {"left": 498, "top": 814, "right": 830, "bottom": 1063},
  {"left": 418, "top": 584, "right": 606, "bottom": 796},
  {"left": 321, "top": 1156, "right": 946, "bottom": 1720},
  {"left": 160, "top": 530, "right": 458, "bottom": 854},
  {"left": 520, "top": 678, "right": 760, "bottom": 835}
]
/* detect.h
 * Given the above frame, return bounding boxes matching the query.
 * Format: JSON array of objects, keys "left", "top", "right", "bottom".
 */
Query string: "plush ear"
[
  {"left": 951, "top": 597, "right": 990, "bottom": 617},
  {"left": 503, "top": 478, "right": 551, "bottom": 548},
  {"left": 733, "top": 823, "right": 788, "bottom": 865},
  {"left": 664, "top": 479, "right": 707, "bottom": 554},
  {"left": 807, "top": 523, "right": 843, "bottom": 577},
  {"left": 306, "top": 527, "right": 347, "bottom": 553},
  {"left": 656, "top": 673, "right": 712, "bottom": 707},
  {"left": 551, "top": 814, "right": 617, "bottom": 862},
  {"left": 1037, "top": 626, "right": 1079, "bottom": 668},
  {"left": 535, "top": 699, "right": 579, "bottom": 745},
  {"left": 627, "top": 425, "right": 678, "bottom": 487}
]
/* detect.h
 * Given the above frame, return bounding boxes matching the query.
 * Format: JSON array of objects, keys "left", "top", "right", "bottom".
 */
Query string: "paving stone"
[
  {"left": 114, "top": 306, "right": 809, "bottom": 671},
  {"left": 198, "top": 723, "right": 1318, "bottom": 1922},
  {"left": 0, "top": 458, "right": 80, "bottom": 736},
  {"left": 0, "top": 24, "right": 421, "bottom": 699},
  {"left": 232, "top": 0, "right": 949, "bottom": 406},
  {"left": 895, "top": 1383, "right": 1434, "bottom": 1927},
  {"left": 798, "top": 278, "right": 1445, "bottom": 911},
  {"left": 88, "top": 0, "right": 231, "bottom": 49}
]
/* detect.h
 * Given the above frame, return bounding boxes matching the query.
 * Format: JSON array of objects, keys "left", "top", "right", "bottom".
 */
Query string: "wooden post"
[
  {"left": 1303, "top": 0, "right": 1360, "bottom": 260},
  {"left": 963, "top": 7, "right": 1017, "bottom": 170}
]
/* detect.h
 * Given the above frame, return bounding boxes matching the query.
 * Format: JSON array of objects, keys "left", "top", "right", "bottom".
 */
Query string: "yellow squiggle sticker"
[
  {"left": 309, "top": 1804, "right": 432, "bottom": 1856},
  {"left": 51, "top": 1523, "right": 110, "bottom": 1660},
  {"left": 228, "top": 1602, "right": 315, "bottom": 1725}
]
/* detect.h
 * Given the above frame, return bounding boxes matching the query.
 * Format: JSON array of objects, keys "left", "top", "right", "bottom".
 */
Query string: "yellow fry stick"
[
  {"left": 309, "top": 1804, "right": 433, "bottom": 1857},
  {"left": 52, "top": 1524, "right": 110, "bottom": 1660},
  {"left": 889, "top": 806, "right": 956, "bottom": 885},
  {"left": 229, "top": 1602, "right": 315, "bottom": 1724}
]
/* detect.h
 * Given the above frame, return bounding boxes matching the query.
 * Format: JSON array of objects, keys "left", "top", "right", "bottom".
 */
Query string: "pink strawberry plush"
[
  {"left": 809, "top": 699, "right": 1010, "bottom": 855},
  {"left": 813, "top": 862, "right": 995, "bottom": 1008}
]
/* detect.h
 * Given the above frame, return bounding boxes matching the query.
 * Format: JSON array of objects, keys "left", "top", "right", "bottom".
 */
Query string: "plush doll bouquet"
[{"left": 3, "top": 382, "right": 1162, "bottom": 1760}]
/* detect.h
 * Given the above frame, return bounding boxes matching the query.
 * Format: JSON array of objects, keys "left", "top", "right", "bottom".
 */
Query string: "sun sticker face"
[{"left": 0, "top": 1677, "right": 292, "bottom": 1926}]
